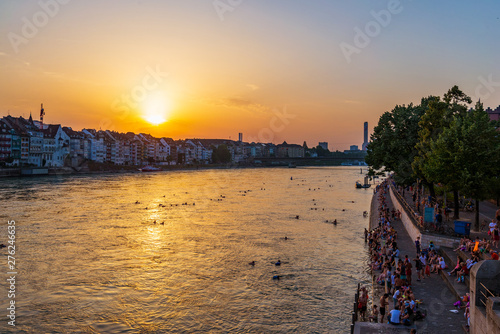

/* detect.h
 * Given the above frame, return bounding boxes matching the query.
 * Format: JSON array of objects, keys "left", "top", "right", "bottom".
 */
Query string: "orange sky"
[{"left": 1, "top": 1, "right": 499, "bottom": 150}]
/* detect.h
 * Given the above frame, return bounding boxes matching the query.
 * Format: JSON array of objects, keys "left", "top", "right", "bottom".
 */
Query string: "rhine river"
[{"left": 0, "top": 167, "right": 375, "bottom": 333}]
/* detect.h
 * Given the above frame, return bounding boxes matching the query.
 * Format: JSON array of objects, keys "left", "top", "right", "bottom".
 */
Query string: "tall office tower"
[
  {"left": 362, "top": 122, "right": 368, "bottom": 151},
  {"left": 238, "top": 133, "right": 243, "bottom": 142}
]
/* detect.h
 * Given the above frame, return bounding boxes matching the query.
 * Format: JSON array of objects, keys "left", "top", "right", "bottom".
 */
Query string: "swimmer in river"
[
  {"left": 275, "top": 259, "right": 281, "bottom": 266},
  {"left": 284, "top": 236, "right": 288, "bottom": 240},
  {"left": 249, "top": 261, "right": 255, "bottom": 266},
  {"left": 333, "top": 219, "right": 337, "bottom": 225},
  {"left": 295, "top": 215, "right": 300, "bottom": 219}
]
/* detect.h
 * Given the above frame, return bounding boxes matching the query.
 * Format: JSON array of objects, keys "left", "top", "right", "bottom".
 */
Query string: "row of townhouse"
[
  {"left": 0, "top": 116, "right": 305, "bottom": 167},
  {"left": 1, "top": 115, "right": 70, "bottom": 167}
]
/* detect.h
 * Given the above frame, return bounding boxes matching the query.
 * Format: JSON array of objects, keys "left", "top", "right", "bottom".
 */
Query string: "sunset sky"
[{"left": 1, "top": 0, "right": 499, "bottom": 150}]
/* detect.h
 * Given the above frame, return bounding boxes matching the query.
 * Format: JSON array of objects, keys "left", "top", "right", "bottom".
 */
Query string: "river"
[{"left": 0, "top": 167, "right": 374, "bottom": 333}]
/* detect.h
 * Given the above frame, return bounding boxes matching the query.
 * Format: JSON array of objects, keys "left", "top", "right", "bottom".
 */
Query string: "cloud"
[
  {"left": 246, "top": 84, "right": 259, "bottom": 91},
  {"left": 343, "top": 99, "right": 361, "bottom": 104},
  {"left": 209, "top": 97, "right": 270, "bottom": 113},
  {"left": 0, "top": 52, "right": 7, "bottom": 57}
]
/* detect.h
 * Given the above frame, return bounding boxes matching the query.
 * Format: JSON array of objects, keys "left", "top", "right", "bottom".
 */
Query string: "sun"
[
  {"left": 142, "top": 92, "right": 170, "bottom": 126},
  {"left": 146, "top": 114, "right": 166, "bottom": 126}
]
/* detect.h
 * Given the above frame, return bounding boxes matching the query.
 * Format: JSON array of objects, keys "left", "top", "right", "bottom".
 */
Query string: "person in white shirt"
[
  {"left": 490, "top": 221, "right": 497, "bottom": 234},
  {"left": 393, "top": 289, "right": 401, "bottom": 309},
  {"left": 438, "top": 256, "right": 446, "bottom": 270}
]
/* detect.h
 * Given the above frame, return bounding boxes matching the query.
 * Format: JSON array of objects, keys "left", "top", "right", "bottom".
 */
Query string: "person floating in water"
[
  {"left": 249, "top": 261, "right": 255, "bottom": 266},
  {"left": 333, "top": 219, "right": 337, "bottom": 225},
  {"left": 275, "top": 259, "right": 281, "bottom": 266}
]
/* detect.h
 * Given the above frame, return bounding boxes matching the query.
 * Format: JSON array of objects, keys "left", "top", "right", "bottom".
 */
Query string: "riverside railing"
[
  {"left": 390, "top": 183, "right": 425, "bottom": 231},
  {"left": 478, "top": 282, "right": 498, "bottom": 308},
  {"left": 351, "top": 282, "right": 360, "bottom": 334}
]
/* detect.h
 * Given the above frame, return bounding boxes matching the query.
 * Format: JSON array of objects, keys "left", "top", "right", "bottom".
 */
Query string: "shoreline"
[{"left": 0, "top": 164, "right": 367, "bottom": 180}]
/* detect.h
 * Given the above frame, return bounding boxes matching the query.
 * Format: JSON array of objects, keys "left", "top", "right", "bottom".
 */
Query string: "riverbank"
[
  {"left": 354, "top": 185, "right": 466, "bottom": 333},
  {"left": 0, "top": 163, "right": 266, "bottom": 178}
]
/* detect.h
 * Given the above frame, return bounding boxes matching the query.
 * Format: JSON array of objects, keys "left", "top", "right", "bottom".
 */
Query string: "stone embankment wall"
[
  {"left": 388, "top": 185, "right": 460, "bottom": 249},
  {"left": 470, "top": 260, "right": 500, "bottom": 334}
]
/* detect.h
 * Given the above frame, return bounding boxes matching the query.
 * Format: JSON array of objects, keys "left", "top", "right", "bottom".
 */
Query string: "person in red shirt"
[{"left": 490, "top": 250, "right": 499, "bottom": 260}]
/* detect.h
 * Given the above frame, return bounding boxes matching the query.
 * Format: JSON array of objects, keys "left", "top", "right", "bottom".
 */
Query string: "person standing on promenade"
[
  {"left": 493, "top": 225, "right": 499, "bottom": 248},
  {"left": 414, "top": 257, "right": 423, "bottom": 281},
  {"left": 358, "top": 287, "right": 368, "bottom": 321},
  {"left": 393, "top": 287, "right": 402, "bottom": 309},
  {"left": 392, "top": 246, "right": 400, "bottom": 266},
  {"left": 489, "top": 220, "right": 497, "bottom": 239},
  {"left": 415, "top": 236, "right": 421, "bottom": 255},
  {"left": 405, "top": 257, "right": 413, "bottom": 286},
  {"left": 379, "top": 293, "right": 389, "bottom": 323}
]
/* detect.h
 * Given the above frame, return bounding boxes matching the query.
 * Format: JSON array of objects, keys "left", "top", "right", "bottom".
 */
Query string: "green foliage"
[
  {"left": 366, "top": 100, "right": 427, "bottom": 185},
  {"left": 314, "top": 145, "right": 330, "bottom": 157},
  {"left": 367, "top": 84, "right": 500, "bottom": 226},
  {"left": 425, "top": 100, "right": 500, "bottom": 225},
  {"left": 211, "top": 144, "right": 232, "bottom": 164}
]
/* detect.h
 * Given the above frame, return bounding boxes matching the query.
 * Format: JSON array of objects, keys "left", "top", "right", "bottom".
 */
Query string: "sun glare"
[{"left": 142, "top": 92, "right": 170, "bottom": 125}]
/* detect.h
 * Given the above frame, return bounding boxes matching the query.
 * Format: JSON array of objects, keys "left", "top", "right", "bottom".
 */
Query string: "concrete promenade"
[{"left": 355, "top": 186, "right": 466, "bottom": 334}]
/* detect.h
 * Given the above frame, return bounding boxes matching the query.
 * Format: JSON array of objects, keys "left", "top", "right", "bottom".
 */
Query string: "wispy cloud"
[
  {"left": 343, "top": 99, "right": 361, "bottom": 104},
  {"left": 246, "top": 84, "right": 259, "bottom": 91},
  {"left": 208, "top": 97, "right": 270, "bottom": 113}
]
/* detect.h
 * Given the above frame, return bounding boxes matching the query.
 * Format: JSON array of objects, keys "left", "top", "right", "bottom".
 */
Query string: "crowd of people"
[
  {"left": 363, "top": 181, "right": 425, "bottom": 327},
  {"left": 363, "top": 179, "right": 500, "bottom": 331}
]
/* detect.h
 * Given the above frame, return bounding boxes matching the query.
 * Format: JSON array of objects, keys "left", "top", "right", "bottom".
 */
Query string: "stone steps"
[{"left": 439, "top": 247, "right": 470, "bottom": 300}]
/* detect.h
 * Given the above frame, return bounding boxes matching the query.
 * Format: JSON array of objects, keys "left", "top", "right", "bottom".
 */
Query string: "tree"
[
  {"left": 414, "top": 86, "right": 471, "bottom": 217},
  {"left": 211, "top": 144, "right": 232, "bottom": 164},
  {"left": 430, "top": 102, "right": 500, "bottom": 231},
  {"left": 366, "top": 100, "right": 428, "bottom": 186},
  {"left": 315, "top": 145, "right": 329, "bottom": 157}
]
